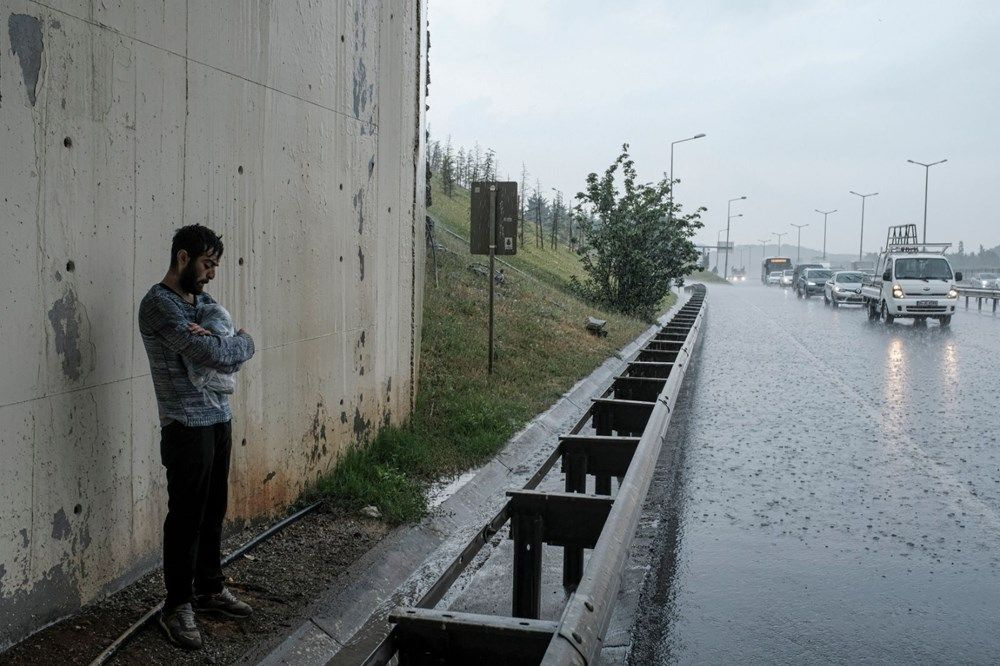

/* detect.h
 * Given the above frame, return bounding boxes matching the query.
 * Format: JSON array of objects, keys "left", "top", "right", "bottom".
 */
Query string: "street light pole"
[
  {"left": 668, "top": 133, "right": 706, "bottom": 224},
  {"left": 773, "top": 231, "right": 787, "bottom": 257},
  {"left": 849, "top": 191, "right": 878, "bottom": 264},
  {"left": 724, "top": 196, "right": 747, "bottom": 280},
  {"left": 716, "top": 228, "right": 726, "bottom": 272},
  {"left": 814, "top": 209, "right": 837, "bottom": 260},
  {"left": 790, "top": 223, "right": 808, "bottom": 263},
  {"left": 907, "top": 158, "right": 947, "bottom": 243}
]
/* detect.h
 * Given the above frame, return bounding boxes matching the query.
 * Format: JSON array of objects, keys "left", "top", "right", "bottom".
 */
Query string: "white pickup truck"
[{"left": 861, "top": 224, "right": 963, "bottom": 325}]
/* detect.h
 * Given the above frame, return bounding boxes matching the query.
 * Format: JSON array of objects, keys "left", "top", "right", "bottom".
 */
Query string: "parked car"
[
  {"left": 780, "top": 269, "right": 794, "bottom": 287},
  {"left": 824, "top": 271, "right": 865, "bottom": 307},
  {"left": 796, "top": 268, "right": 833, "bottom": 298},
  {"left": 766, "top": 270, "right": 783, "bottom": 285}
]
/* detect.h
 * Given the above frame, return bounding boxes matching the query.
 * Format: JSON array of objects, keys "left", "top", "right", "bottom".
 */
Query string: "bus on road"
[{"left": 761, "top": 256, "right": 792, "bottom": 283}]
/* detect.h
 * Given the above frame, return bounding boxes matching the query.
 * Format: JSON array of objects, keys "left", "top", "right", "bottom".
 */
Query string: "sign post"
[
  {"left": 488, "top": 185, "right": 496, "bottom": 374},
  {"left": 471, "top": 181, "right": 518, "bottom": 375}
]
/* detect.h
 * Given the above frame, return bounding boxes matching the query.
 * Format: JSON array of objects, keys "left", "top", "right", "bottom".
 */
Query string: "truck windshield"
[{"left": 894, "top": 258, "right": 953, "bottom": 280}]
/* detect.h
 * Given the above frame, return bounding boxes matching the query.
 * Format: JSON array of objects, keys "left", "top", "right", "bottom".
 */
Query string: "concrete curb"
[{"left": 253, "top": 297, "right": 688, "bottom": 665}]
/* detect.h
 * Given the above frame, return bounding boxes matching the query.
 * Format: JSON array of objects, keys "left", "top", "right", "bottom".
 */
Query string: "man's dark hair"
[{"left": 170, "top": 224, "right": 224, "bottom": 267}]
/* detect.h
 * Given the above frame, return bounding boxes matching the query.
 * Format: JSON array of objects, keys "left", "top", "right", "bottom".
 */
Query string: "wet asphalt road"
[{"left": 629, "top": 283, "right": 1000, "bottom": 664}]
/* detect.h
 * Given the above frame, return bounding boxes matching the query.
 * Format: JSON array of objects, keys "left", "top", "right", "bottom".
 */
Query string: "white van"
[{"left": 860, "top": 224, "right": 962, "bottom": 325}]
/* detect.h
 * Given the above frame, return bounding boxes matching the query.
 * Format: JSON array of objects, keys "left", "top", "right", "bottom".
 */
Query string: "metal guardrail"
[
  {"left": 363, "top": 285, "right": 707, "bottom": 665},
  {"left": 956, "top": 286, "right": 1000, "bottom": 312}
]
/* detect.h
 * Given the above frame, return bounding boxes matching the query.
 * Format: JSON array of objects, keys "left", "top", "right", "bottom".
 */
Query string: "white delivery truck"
[{"left": 861, "top": 224, "right": 963, "bottom": 325}]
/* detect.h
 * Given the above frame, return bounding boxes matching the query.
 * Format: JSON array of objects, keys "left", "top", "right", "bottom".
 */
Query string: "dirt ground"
[{"left": 0, "top": 504, "right": 389, "bottom": 665}]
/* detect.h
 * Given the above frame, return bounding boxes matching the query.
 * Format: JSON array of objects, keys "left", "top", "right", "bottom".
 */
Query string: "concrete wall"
[{"left": 0, "top": 0, "right": 426, "bottom": 648}]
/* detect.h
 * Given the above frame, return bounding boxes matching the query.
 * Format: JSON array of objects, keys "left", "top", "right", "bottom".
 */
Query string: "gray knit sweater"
[{"left": 138, "top": 284, "right": 255, "bottom": 427}]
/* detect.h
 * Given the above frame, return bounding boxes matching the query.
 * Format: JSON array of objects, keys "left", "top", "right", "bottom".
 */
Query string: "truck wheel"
[
  {"left": 940, "top": 315, "right": 952, "bottom": 326},
  {"left": 881, "top": 301, "right": 894, "bottom": 324}
]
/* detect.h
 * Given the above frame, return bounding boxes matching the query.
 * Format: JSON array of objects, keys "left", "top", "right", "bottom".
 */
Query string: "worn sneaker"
[
  {"left": 159, "top": 603, "right": 202, "bottom": 650},
  {"left": 193, "top": 586, "right": 253, "bottom": 618}
]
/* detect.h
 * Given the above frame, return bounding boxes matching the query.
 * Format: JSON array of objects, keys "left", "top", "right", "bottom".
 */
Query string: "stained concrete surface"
[
  {"left": 0, "top": 0, "right": 426, "bottom": 648},
  {"left": 628, "top": 284, "right": 1000, "bottom": 663}
]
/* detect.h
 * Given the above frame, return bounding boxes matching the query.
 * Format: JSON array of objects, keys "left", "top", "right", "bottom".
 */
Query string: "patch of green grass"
[
  {"left": 690, "top": 270, "right": 729, "bottom": 284},
  {"left": 313, "top": 178, "right": 676, "bottom": 523}
]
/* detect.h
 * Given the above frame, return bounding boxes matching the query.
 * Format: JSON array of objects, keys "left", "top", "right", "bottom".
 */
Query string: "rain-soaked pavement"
[{"left": 628, "top": 283, "right": 1000, "bottom": 664}]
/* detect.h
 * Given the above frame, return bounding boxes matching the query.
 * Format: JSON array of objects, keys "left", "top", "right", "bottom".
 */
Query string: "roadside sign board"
[{"left": 470, "top": 181, "right": 518, "bottom": 255}]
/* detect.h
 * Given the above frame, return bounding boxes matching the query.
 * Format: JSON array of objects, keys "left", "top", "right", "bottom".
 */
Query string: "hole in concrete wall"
[
  {"left": 340, "top": 34, "right": 345, "bottom": 42},
  {"left": 65, "top": 260, "right": 75, "bottom": 272},
  {"left": 339, "top": 256, "right": 343, "bottom": 262},
  {"left": 339, "top": 183, "right": 343, "bottom": 190},
  {"left": 238, "top": 165, "right": 244, "bottom": 174},
  {"left": 63, "top": 136, "right": 72, "bottom": 148},
  {"left": 241, "top": 438, "right": 247, "bottom": 447},
  {"left": 238, "top": 257, "right": 244, "bottom": 266},
  {"left": 388, "top": 207, "right": 392, "bottom": 213},
  {"left": 73, "top": 504, "right": 82, "bottom": 515}
]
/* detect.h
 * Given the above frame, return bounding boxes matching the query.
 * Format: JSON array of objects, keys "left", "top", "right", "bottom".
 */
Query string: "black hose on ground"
[{"left": 86, "top": 500, "right": 323, "bottom": 666}]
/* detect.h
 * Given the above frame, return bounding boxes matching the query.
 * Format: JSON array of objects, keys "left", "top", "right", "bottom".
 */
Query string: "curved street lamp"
[
  {"left": 724, "top": 196, "right": 747, "bottom": 279},
  {"left": 907, "top": 158, "right": 947, "bottom": 243},
  {"left": 668, "top": 133, "right": 706, "bottom": 223},
  {"left": 790, "top": 223, "right": 809, "bottom": 263},
  {"left": 849, "top": 191, "right": 878, "bottom": 264},
  {"left": 814, "top": 209, "right": 837, "bottom": 260}
]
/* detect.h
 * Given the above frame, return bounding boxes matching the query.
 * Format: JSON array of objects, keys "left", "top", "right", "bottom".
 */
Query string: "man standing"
[{"left": 138, "top": 224, "right": 256, "bottom": 650}]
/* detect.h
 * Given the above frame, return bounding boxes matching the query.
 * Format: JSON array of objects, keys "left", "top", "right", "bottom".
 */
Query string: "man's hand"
[{"left": 187, "top": 322, "right": 212, "bottom": 336}]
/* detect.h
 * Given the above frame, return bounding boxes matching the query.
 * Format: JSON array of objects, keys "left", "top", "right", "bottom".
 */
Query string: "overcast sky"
[{"left": 427, "top": 0, "right": 1000, "bottom": 257}]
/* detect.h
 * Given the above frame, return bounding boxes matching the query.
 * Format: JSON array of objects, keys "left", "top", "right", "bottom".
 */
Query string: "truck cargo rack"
[
  {"left": 361, "top": 285, "right": 707, "bottom": 666},
  {"left": 883, "top": 223, "right": 950, "bottom": 254}
]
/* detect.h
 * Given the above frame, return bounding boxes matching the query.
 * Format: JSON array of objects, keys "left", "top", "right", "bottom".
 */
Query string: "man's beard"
[{"left": 179, "top": 261, "right": 203, "bottom": 294}]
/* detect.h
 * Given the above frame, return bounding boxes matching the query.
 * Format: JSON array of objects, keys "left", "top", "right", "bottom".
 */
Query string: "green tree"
[
  {"left": 572, "top": 144, "right": 704, "bottom": 318},
  {"left": 440, "top": 138, "right": 456, "bottom": 197}
]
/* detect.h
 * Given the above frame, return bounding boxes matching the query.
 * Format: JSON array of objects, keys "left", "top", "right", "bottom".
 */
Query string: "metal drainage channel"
[{"left": 363, "top": 284, "right": 707, "bottom": 665}]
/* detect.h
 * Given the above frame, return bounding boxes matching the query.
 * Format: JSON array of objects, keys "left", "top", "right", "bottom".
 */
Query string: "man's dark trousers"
[{"left": 160, "top": 420, "right": 232, "bottom": 608}]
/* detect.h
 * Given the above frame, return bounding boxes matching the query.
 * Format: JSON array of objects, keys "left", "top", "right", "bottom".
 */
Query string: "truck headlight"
[
  {"left": 948, "top": 288, "right": 958, "bottom": 299},
  {"left": 892, "top": 284, "right": 904, "bottom": 299}
]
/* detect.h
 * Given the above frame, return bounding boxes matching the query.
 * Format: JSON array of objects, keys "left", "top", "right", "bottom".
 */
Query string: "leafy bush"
[{"left": 573, "top": 144, "right": 704, "bottom": 318}]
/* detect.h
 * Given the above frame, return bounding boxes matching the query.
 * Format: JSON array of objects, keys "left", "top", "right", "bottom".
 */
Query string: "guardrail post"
[
  {"left": 512, "top": 513, "right": 544, "bottom": 619},
  {"left": 994, "top": 298, "right": 997, "bottom": 314},
  {"left": 978, "top": 297, "right": 983, "bottom": 311},
  {"left": 965, "top": 295, "right": 970, "bottom": 309},
  {"left": 593, "top": 406, "right": 613, "bottom": 495},
  {"left": 562, "top": 453, "right": 586, "bottom": 590}
]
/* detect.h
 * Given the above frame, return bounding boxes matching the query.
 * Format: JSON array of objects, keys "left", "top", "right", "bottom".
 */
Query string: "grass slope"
[
  {"left": 313, "top": 178, "right": 667, "bottom": 522},
  {"left": 690, "top": 270, "right": 729, "bottom": 284},
  {"left": 428, "top": 176, "right": 586, "bottom": 291}
]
